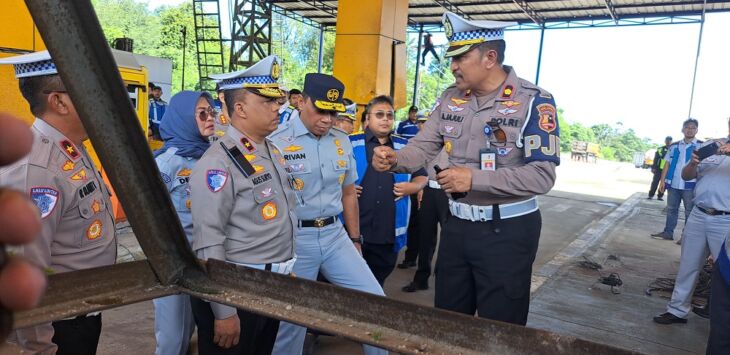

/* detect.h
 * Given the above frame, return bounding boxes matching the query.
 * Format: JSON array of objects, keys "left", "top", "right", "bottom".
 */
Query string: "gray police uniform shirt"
[
  {"left": 269, "top": 116, "right": 358, "bottom": 220},
  {"left": 693, "top": 139, "right": 730, "bottom": 211},
  {"left": 155, "top": 147, "right": 196, "bottom": 243},
  {"left": 392, "top": 66, "right": 559, "bottom": 206},
  {"left": 191, "top": 125, "right": 297, "bottom": 264},
  {"left": 1, "top": 119, "right": 116, "bottom": 353}
]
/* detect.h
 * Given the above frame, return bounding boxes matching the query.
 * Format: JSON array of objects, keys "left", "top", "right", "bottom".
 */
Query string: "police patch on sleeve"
[
  {"left": 30, "top": 187, "right": 60, "bottom": 219},
  {"left": 206, "top": 169, "right": 229, "bottom": 193},
  {"left": 523, "top": 96, "right": 560, "bottom": 165}
]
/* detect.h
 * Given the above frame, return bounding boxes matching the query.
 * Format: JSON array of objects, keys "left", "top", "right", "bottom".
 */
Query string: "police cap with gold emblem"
[
  {"left": 209, "top": 55, "right": 284, "bottom": 98},
  {"left": 303, "top": 73, "right": 346, "bottom": 113},
  {"left": 0, "top": 50, "right": 58, "bottom": 78},
  {"left": 442, "top": 12, "right": 516, "bottom": 58},
  {"left": 338, "top": 102, "right": 357, "bottom": 121}
]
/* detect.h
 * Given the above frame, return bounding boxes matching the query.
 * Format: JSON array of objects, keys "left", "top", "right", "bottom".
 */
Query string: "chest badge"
[
  {"left": 338, "top": 174, "right": 345, "bottom": 185},
  {"left": 293, "top": 178, "right": 305, "bottom": 190},
  {"left": 86, "top": 220, "right": 103, "bottom": 240},
  {"left": 447, "top": 105, "right": 465, "bottom": 112},
  {"left": 450, "top": 97, "right": 468, "bottom": 106},
  {"left": 444, "top": 141, "right": 453, "bottom": 155},
  {"left": 334, "top": 139, "right": 342, "bottom": 147},
  {"left": 497, "top": 107, "right": 518, "bottom": 116},
  {"left": 30, "top": 187, "right": 59, "bottom": 219},
  {"left": 62, "top": 160, "right": 75, "bottom": 171},
  {"left": 284, "top": 145, "right": 303, "bottom": 152},
  {"left": 177, "top": 168, "right": 192, "bottom": 177},
  {"left": 71, "top": 169, "right": 87, "bottom": 181},
  {"left": 91, "top": 199, "right": 102, "bottom": 213},
  {"left": 261, "top": 201, "right": 278, "bottom": 221},
  {"left": 337, "top": 147, "right": 345, "bottom": 156}
]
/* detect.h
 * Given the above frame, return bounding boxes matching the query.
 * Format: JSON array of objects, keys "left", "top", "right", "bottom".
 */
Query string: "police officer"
[
  {"left": 190, "top": 55, "right": 297, "bottom": 355},
  {"left": 373, "top": 12, "right": 560, "bottom": 326},
  {"left": 270, "top": 73, "right": 387, "bottom": 355},
  {"left": 333, "top": 99, "right": 357, "bottom": 134},
  {"left": 0, "top": 51, "right": 117, "bottom": 353},
  {"left": 654, "top": 120, "right": 730, "bottom": 326}
]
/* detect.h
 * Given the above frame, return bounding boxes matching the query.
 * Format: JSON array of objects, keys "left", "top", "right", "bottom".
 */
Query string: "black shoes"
[
  {"left": 653, "top": 312, "right": 688, "bottom": 324},
  {"left": 397, "top": 260, "right": 416, "bottom": 269},
  {"left": 692, "top": 305, "right": 710, "bottom": 319},
  {"left": 402, "top": 282, "right": 428, "bottom": 293}
]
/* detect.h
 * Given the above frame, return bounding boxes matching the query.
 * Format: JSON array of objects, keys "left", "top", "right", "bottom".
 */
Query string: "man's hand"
[
  {"left": 355, "top": 184, "right": 363, "bottom": 198},
  {"left": 214, "top": 314, "right": 240, "bottom": 349},
  {"left": 718, "top": 143, "right": 730, "bottom": 155},
  {"left": 372, "top": 146, "right": 397, "bottom": 172},
  {"left": 393, "top": 182, "right": 421, "bottom": 197},
  {"left": 658, "top": 180, "right": 665, "bottom": 195},
  {"left": 417, "top": 190, "right": 424, "bottom": 210},
  {"left": 688, "top": 152, "right": 700, "bottom": 167},
  {"left": 352, "top": 241, "right": 362, "bottom": 255},
  {"left": 436, "top": 166, "right": 472, "bottom": 193}
]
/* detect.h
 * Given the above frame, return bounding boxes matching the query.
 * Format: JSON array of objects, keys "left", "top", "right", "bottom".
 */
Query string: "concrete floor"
[{"left": 11, "top": 159, "right": 703, "bottom": 354}]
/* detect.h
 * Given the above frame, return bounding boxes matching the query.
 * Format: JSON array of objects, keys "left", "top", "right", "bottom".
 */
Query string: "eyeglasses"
[
  {"left": 487, "top": 121, "right": 507, "bottom": 146},
  {"left": 368, "top": 111, "right": 395, "bottom": 119},
  {"left": 197, "top": 108, "right": 216, "bottom": 121}
]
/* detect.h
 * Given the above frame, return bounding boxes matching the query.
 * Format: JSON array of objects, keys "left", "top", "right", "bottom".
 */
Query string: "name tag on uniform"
[{"left": 480, "top": 148, "right": 497, "bottom": 171}]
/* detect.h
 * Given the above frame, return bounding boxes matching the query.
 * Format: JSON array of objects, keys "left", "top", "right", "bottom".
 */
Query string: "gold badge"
[
  {"left": 244, "top": 154, "right": 257, "bottom": 162},
  {"left": 261, "top": 201, "right": 278, "bottom": 220},
  {"left": 62, "top": 160, "right": 75, "bottom": 171},
  {"left": 326, "top": 89, "right": 340, "bottom": 102},
  {"left": 293, "top": 178, "right": 304, "bottom": 191},
  {"left": 219, "top": 114, "right": 228, "bottom": 125},
  {"left": 337, "top": 160, "right": 347, "bottom": 168},
  {"left": 334, "top": 139, "right": 341, "bottom": 147},
  {"left": 445, "top": 141, "right": 452, "bottom": 155},
  {"left": 444, "top": 16, "right": 454, "bottom": 39},
  {"left": 186, "top": 199, "right": 191, "bottom": 209},
  {"left": 337, "top": 147, "right": 344, "bottom": 156},
  {"left": 338, "top": 174, "right": 345, "bottom": 185},
  {"left": 177, "top": 168, "right": 192, "bottom": 177},
  {"left": 271, "top": 60, "right": 280, "bottom": 80},
  {"left": 450, "top": 97, "right": 468, "bottom": 106},
  {"left": 71, "top": 169, "right": 87, "bottom": 181},
  {"left": 91, "top": 200, "right": 102, "bottom": 213},
  {"left": 253, "top": 164, "right": 264, "bottom": 173},
  {"left": 273, "top": 148, "right": 280, "bottom": 155},
  {"left": 284, "top": 145, "right": 303, "bottom": 152},
  {"left": 86, "top": 220, "right": 103, "bottom": 240}
]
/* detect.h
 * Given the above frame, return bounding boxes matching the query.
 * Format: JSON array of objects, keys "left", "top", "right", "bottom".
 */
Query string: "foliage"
[{"left": 559, "top": 111, "right": 652, "bottom": 162}]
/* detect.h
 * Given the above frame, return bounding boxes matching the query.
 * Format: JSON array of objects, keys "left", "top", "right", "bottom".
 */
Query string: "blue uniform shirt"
[
  {"left": 270, "top": 117, "right": 358, "bottom": 220},
  {"left": 396, "top": 119, "right": 419, "bottom": 140},
  {"left": 155, "top": 147, "right": 197, "bottom": 244},
  {"left": 149, "top": 99, "right": 168, "bottom": 133}
]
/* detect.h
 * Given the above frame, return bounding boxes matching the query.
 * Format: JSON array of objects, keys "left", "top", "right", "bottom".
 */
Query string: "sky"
[{"left": 142, "top": 1, "right": 730, "bottom": 144}]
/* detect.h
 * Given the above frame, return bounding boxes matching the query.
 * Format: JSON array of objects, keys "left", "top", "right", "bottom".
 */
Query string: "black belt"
[
  {"left": 697, "top": 206, "right": 730, "bottom": 216},
  {"left": 299, "top": 216, "right": 337, "bottom": 228}
]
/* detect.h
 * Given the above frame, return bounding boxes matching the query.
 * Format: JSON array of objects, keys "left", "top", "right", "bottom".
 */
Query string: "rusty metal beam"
[{"left": 603, "top": 0, "right": 619, "bottom": 23}]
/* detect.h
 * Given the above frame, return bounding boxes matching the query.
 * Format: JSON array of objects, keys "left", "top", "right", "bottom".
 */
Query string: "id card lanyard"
[{"left": 480, "top": 123, "right": 497, "bottom": 171}]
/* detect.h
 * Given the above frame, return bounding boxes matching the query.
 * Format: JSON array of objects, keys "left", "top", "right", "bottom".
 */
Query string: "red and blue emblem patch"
[
  {"left": 30, "top": 187, "right": 60, "bottom": 219},
  {"left": 206, "top": 169, "right": 228, "bottom": 193}
]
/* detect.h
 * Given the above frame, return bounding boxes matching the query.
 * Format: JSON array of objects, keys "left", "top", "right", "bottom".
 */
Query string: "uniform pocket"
[
  {"left": 253, "top": 183, "right": 278, "bottom": 204},
  {"left": 287, "top": 161, "right": 311, "bottom": 175}
]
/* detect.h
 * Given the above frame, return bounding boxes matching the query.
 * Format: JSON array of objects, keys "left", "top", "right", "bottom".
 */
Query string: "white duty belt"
[
  {"left": 448, "top": 197, "right": 538, "bottom": 222},
  {"left": 427, "top": 180, "right": 441, "bottom": 189}
]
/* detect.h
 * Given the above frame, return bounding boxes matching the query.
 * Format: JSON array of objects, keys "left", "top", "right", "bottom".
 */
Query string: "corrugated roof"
[{"left": 269, "top": 0, "right": 730, "bottom": 27}]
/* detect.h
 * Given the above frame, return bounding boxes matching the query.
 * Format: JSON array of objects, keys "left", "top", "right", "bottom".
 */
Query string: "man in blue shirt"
[
  {"left": 395, "top": 105, "right": 420, "bottom": 140},
  {"left": 149, "top": 85, "right": 168, "bottom": 140},
  {"left": 652, "top": 118, "right": 701, "bottom": 241},
  {"left": 352, "top": 95, "right": 427, "bottom": 285}
]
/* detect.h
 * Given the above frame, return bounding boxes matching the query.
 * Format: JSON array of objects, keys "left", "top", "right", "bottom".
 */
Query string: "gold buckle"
[
  {"left": 706, "top": 207, "right": 717, "bottom": 215},
  {"left": 314, "top": 218, "right": 325, "bottom": 228}
]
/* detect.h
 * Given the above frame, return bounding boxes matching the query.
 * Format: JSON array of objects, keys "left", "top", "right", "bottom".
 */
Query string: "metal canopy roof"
[{"left": 268, "top": 0, "right": 730, "bottom": 28}]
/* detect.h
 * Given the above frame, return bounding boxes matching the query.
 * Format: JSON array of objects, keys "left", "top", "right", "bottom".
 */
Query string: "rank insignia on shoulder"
[
  {"left": 62, "top": 160, "right": 75, "bottom": 171},
  {"left": 177, "top": 168, "right": 192, "bottom": 177},
  {"left": 71, "top": 169, "right": 87, "bottom": 181},
  {"left": 30, "top": 187, "right": 59, "bottom": 219},
  {"left": 284, "top": 145, "right": 303, "bottom": 152},
  {"left": 261, "top": 201, "right": 278, "bottom": 220},
  {"left": 60, "top": 140, "right": 80, "bottom": 160},
  {"left": 241, "top": 137, "right": 256, "bottom": 152},
  {"left": 86, "top": 219, "right": 103, "bottom": 240},
  {"left": 206, "top": 169, "right": 229, "bottom": 193},
  {"left": 501, "top": 85, "right": 514, "bottom": 99}
]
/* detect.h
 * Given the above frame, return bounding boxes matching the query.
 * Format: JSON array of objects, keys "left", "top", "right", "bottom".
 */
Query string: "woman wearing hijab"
[{"left": 153, "top": 91, "right": 215, "bottom": 355}]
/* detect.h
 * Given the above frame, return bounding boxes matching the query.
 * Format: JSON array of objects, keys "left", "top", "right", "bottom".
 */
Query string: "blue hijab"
[{"left": 155, "top": 91, "right": 213, "bottom": 159}]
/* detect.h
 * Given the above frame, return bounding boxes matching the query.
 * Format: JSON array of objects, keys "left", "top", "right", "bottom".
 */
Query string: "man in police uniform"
[
  {"left": 270, "top": 73, "right": 387, "bottom": 355},
  {"left": 333, "top": 99, "right": 357, "bottom": 134},
  {"left": 648, "top": 135, "right": 672, "bottom": 200},
  {"left": 190, "top": 55, "right": 297, "bottom": 354},
  {"left": 0, "top": 51, "right": 117, "bottom": 353},
  {"left": 373, "top": 12, "right": 560, "bottom": 326}
]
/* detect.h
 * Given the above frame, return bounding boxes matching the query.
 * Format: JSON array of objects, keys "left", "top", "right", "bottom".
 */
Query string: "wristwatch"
[{"left": 350, "top": 235, "right": 364, "bottom": 244}]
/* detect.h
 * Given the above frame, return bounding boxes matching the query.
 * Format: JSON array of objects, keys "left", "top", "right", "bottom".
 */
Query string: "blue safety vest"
[
  {"left": 719, "top": 240, "right": 730, "bottom": 285},
  {"left": 350, "top": 133, "right": 411, "bottom": 252}
]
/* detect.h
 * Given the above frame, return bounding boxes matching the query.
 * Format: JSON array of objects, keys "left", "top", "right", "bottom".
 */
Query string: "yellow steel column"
[{"left": 333, "top": 0, "right": 408, "bottom": 130}]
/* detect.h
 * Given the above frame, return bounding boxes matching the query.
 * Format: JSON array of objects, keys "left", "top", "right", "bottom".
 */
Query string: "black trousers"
[
  {"left": 413, "top": 186, "right": 449, "bottom": 287},
  {"left": 362, "top": 242, "right": 397, "bottom": 286},
  {"left": 191, "top": 298, "right": 280, "bottom": 355},
  {"left": 403, "top": 194, "right": 420, "bottom": 263},
  {"left": 51, "top": 314, "right": 102, "bottom": 355},
  {"left": 707, "top": 266, "right": 730, "bottom": 355},
  {"left": 434, "top": 210, "right": 541, "bottom": 325},
  {"left": 648, "top": 170, "right": 664, "bottom": 198},
  {"left": 421, "top": 46, "right": 440, "bottom": 64}
]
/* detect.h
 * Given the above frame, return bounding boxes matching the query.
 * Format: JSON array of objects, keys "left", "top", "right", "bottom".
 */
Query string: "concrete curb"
[{"left": 531, "top": 192, "right": 643, "bottom": 294}]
